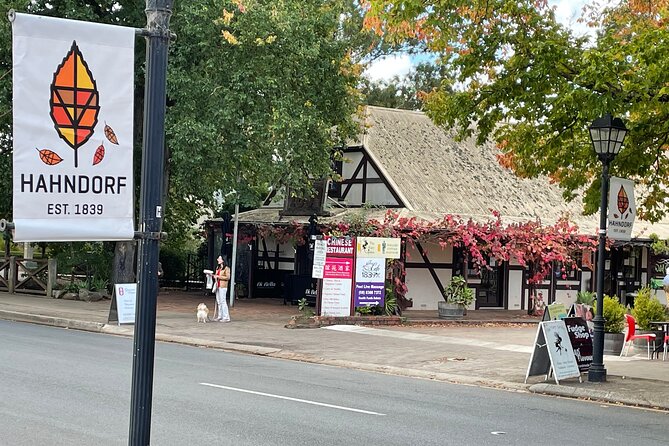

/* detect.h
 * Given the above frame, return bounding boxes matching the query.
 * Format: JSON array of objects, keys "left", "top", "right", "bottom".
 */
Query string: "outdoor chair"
[
  {"left": 663, "top": 334, "right": 669, "bottom": 361},
  {"left": 621, "top": 314, "right": 656, "bottom": 359}
]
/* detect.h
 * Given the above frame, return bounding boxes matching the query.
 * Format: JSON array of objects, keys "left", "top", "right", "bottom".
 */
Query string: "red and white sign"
[
  {"left": 323, "top": 257, "right": 353, "bottom": 279},
  {"left": 325, "top": 236, "right": 355, "bottom": 257},
  {"left": 320, "top": 236, "right": 355, "bottom": 317}
]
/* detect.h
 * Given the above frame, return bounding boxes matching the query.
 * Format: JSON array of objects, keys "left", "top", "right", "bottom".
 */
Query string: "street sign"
[
  {"left": 356, "top": 237, "right": 401, "bottom": 259},
  {"left": 320, "top": 236, "right": 355, "bottom": 317},
  {"left": 526, "top": 320, "right": 581, "bottom": 384},
  {"left": 312, "top": 239, "right": 326, "bottom": 279},
  {"left": 354, "top": 257, "right": 385, "bottom": 307},
  {"left": 563, "top": 317, "right": 593, "bottom": 372},
  {"left": 108, "top": 283, "right": 137, "bottom": 325}
]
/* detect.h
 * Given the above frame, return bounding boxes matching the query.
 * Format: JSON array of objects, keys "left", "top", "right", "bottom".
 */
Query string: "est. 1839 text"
[{"left": 47, "top": 203, "right": 104, "bottom": 215}]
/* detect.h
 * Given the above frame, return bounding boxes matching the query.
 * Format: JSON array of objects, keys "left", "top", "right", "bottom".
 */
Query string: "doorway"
[{"left": 476, "top": 261, "right": 504, "bottom": 308}]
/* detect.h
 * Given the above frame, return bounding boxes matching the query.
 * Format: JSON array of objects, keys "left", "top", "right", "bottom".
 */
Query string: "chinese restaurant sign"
[
  {"left": 11, "top": 13, "right": 135, "bottom": 241},
  {"left": 320, "top": 237, "right": 354, "bottom": 317}
]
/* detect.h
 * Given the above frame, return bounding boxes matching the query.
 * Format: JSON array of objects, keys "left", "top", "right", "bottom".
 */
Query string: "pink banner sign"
[{"left": 323, "top": 257, "right": 353, "bottom": 279}]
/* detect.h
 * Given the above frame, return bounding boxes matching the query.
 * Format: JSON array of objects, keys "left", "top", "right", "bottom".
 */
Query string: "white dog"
[{"left": 196, "top": 303, "right": 209, "bottom": 323}]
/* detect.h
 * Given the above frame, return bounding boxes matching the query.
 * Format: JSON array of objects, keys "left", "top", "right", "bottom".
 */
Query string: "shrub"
[
  {"left": 602, "top": 296, "right": 625, "bottom": 333},
  {"left": 576, "top": 291, "right": 595, "bottom": 306},
  {"left": 443, "top": 275, "right": 475, "bottom": 307},
  {"left": 632, "top": 287, "right": 666, "bottom": 331}
]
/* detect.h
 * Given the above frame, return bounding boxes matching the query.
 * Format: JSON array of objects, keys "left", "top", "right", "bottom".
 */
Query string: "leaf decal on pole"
[
  {"left": 49, "top": 40, "right": 100, "bottom": 168},
  {"left": 93, "top": 143, "right": 105, "bottom": 165},
  {"left": 35, "top": 148, "right": 63, "bottom": 166},
  {"left": 104, "top": 122, "right": 119, "bottom": 145}
]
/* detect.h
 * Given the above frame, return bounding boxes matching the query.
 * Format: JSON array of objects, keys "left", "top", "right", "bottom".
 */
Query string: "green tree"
[
  {"left": 165, "top": 0, "right": 364, "bottom": 237},
  {"left": 361, "top": 61, "right": 447, "bottom": 110},
  {"left": 1, "top": 1, "right": 388, "bottom": 283},
  {"left": 365, "top": 1, "right": 669, "bottom": 221}
]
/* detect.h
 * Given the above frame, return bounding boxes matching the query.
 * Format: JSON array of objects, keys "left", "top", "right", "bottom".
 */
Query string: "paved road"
[{"left": 1, "top": 320, "right": 667, "bottom": 446}]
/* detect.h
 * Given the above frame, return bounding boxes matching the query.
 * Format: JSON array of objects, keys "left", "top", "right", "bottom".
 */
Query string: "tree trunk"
[{"left": 113, "top": 240, "right": 136, "bottom": 284}]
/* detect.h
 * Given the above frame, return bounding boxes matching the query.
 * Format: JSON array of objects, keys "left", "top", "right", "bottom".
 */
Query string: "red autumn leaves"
[
  {"left": 38, "top": 122, "right": 118, "bottom": 167},
  {"left": 39, "top": 41, "right": 121, "bottom": 168}
]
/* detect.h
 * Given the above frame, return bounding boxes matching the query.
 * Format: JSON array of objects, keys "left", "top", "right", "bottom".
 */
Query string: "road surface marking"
[{"left": 200, "top": 382, "right": 386, "bottom": 416}]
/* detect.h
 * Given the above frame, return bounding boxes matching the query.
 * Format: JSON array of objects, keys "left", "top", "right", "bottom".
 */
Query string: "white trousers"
[{"left": 215, "top": 287, "right": 230, "bottom": 321}]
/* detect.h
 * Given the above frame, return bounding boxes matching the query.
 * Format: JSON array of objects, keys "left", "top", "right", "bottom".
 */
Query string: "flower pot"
[
  {"left": 438, "top": 301, "right": 465, "bottom": 319},
  {"left": 603, "top": 332, "right": 624, "bottom": 355}
]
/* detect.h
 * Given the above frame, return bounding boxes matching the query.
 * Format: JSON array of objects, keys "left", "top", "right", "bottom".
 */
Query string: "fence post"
[
  {"left": 8, "top": 256, "right": 16, "bottom": 294},
  {"left": 47, "top": 258, "right": 57, "bottom": 298}
]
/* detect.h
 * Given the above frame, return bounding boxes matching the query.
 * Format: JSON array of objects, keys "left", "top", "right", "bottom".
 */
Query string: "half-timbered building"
[{"left": 205, "top": 106, "right": 669, "bottom": 312}]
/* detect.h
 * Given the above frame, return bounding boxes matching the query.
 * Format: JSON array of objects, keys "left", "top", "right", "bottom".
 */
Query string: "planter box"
[
  {"left": 603, "top": 332, "right": 624, "bottom": 355},
  {"left": 438, "top": 301, "right": 464, "bottom": 319}
]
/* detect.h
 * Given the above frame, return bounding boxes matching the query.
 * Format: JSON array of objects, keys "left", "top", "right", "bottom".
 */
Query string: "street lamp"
[{"left": 588, "top": 114, "right": 628, "bottom": 383}]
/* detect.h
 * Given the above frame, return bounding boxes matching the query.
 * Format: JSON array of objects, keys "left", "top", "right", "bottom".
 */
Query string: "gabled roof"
[
  {"left": 237, "top": 106, "right": 669, "bottom": 239},
  {"left": 361, "top": 106, "right": 596, "bottom": 225}
]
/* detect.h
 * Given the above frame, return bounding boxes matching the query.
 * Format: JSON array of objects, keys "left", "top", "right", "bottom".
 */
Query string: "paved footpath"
[{"left": 1, "top": 289, "right": 668, "bottom": 411}]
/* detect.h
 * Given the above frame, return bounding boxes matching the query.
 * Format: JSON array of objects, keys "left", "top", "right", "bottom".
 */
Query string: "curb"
[
  {"left": 528, "top": 383, "right": 669, "bottom": 411},
  {"left": 0, "top": 310, "right": 107, "bottom": 332}
]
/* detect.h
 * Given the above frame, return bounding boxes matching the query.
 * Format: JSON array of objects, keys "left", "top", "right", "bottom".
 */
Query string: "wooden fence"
[{"left": 0, "top": 257, "right": 57, "bottom": 297}]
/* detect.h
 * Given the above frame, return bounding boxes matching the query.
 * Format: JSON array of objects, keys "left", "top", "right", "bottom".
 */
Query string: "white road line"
[{"left": 200, "top": 382, "right": 386, "bottom": 416}]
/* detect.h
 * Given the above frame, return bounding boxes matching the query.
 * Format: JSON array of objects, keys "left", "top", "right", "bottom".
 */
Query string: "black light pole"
[
  {"left": 129, "top": 1, "right": 173, "bottom": 444},
  {"left": 588, "top": 114, "right": 628, "bottom": 383}
]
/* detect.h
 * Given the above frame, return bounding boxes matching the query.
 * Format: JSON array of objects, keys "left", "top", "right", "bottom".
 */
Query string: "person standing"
[{"left": 213, "top": 256, "right": 231, "bottom": 322}]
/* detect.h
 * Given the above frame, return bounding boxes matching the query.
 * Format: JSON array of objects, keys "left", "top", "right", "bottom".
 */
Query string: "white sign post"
[
  {"left": 114, "top": 283, "right": 137, "bottom": 325},
  {"left": 11, "top": 13, "right": 136, "bottom": 241}
]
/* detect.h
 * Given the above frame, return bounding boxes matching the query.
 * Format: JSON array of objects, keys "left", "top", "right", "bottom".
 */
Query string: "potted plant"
[
  {"left": 439, "top": 275, "right": 475, "bottom": 319},
  {"left": 593, "top": 295, "right": 626, "bottom": 355},
  {"left": 631, "top": 287, "right": 666, "bottom": 349}
]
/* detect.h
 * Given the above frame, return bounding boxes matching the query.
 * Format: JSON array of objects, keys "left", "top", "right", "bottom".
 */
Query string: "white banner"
[
  {"left": 607, "top": 177, "right": 635, "bottom": 241},
  {"left": 12, "top": 13, "right": 135, "bottom": 241}
]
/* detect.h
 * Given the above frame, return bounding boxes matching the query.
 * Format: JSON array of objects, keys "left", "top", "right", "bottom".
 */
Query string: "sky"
[{"left": 363, "top": 0, "right": 590, "bottom": 82}]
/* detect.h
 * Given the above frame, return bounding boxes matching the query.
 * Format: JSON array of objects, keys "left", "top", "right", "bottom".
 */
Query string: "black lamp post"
[{"left": 588, "top": 114, "right": 628, "bottom": 383}]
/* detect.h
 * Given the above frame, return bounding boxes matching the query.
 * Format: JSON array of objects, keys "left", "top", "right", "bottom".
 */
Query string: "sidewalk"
[{"left": 1, "top": 289, "right": 668, "bottom": 411}]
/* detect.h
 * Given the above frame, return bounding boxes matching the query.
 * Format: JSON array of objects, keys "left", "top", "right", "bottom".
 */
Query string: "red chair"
[
  {"left": 621, "top": 314, "right": 656, "bottom": 359},
  {"left": 663, "top": 334, "right": 669, "bottom": 361}
]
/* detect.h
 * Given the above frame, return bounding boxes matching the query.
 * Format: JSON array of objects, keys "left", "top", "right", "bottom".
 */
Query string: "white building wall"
[
  {"left": 257, "top": 235, "right": 294, "bottom": 271},
  {"left": 342, "top": 152, "right": 363, "bottom": 178},
  {"left": 581, "top": 271, "right": 592, "bottom": 292},
  {"left": 508, "top": 270, "right": 523, "bottom": 309},
  {"left": 365, "top": 184, "right": 400, "bottom": 206},
  {"left": 405, "top": 242, "right": 453, "bottom": 311}
]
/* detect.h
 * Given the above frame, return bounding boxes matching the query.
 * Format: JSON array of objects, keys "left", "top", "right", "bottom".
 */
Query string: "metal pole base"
[{"left": 588, "top": 365, "right": 607, "bottom": 382}]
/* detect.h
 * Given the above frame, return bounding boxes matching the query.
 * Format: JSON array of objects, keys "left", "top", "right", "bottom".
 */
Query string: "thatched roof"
[{"left": 236, "top": 106, "right": 669, "bottom": 239}]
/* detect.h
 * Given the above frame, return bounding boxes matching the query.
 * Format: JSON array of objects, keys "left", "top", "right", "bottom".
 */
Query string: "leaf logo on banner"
[
  {"left": 49, "top": 41, "right": 100, "bottom": 168},
  {"left": 104, "top": 122, "right": 119, "bottom": 145},
  {"left": 35, "top": 148, "right": 63, "bottom": 166},
  {"left": 617, "top": 185, "right": 629, "bottom": 216},
  {"left": 93, "top": 143, "right": 105, "bottom": 165}
]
